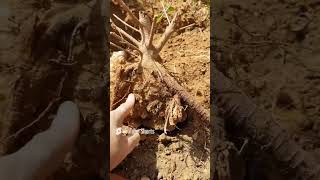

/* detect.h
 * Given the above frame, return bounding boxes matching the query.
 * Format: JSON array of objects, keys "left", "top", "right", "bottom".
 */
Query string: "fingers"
[
  {"left": 48, "top": 101, "right": 80, "bottom": 155},
  {"left": 2, "top": 101, "right": 80, "bottom": 180},
  {"left": 126, "top": 133, "right": 140, "bottom": 154},
  {"left": 112, "top": 94, "right": 135, "bottom": 126},
  {"left": 50, "top": 101, "right": 80, "bottom": 139},
  {"left": 109, "top": 132, "right": 140, "bottom": 171}
]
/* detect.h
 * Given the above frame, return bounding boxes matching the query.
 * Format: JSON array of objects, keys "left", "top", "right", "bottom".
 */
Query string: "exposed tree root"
[
  {"left": 155, "top": 61, "right": 209, "bottom": 122},
  {"left": 213, "top": 66, "right": 320, "bottom": 180},
  {"left": 212, "top": 114, "right": 232, "bottom": 180}
]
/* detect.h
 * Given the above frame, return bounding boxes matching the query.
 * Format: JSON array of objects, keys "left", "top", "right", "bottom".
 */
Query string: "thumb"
[
  {"left": 0, "top": 101, "right": 80, "bottom": 180},
  {"left": 112, "top": 93, "right": 135, "bottom": 126},
  {"left": 50, "top": 101, "right": 80, "bottom": 140}
]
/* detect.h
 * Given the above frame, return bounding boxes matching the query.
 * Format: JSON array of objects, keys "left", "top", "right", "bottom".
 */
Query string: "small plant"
[{"left": 155, "top": 2, "right": 176, "bottom": 24}]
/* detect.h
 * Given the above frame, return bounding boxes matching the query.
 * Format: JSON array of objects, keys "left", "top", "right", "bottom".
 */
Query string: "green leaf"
[
  {"left": 166, "top": 5, "right": 175, "bottom": 15},
  {"left": 155, "top": 3, "right": 176, "bottom": 23},
  {"left": 156, "top": 14, "right": 164, "bottom": 23}
]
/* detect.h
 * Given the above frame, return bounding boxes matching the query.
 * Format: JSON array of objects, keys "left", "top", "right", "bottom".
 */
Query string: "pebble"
[
  {"left": 165, "top": 149, "right": 171, "bottom": 155},
  {"left": 158, "top": 143, "right": 165, "bottom": 151},
  {"left": 192, "top": 131, "right": 199, "bottom": 140},
  {"left": 141, "top": 175, "right": 150, "bottom": 180},
  {"left": 196, "top": 90, "right": 202, "bottom": 96},
  {"left": 179, "top": 156, "right": 184, "bottom": 161},
  {"left": 171, "top": 162, "right": 177, "bottom": 172},
  {"left": 158, "top": 133, "right": 172, "bottom": 144},
  {"left": 180, "top": 134, "right": 193, "bottom": 142},
  {"left": 170, "top": 142, "right": 183, "bottom": 151},
  {"left": 157, "top": 172, "right": 163, "bottom": 179},
  {"left": 251, "top": 79, "right": 265, "bottom": 90}
]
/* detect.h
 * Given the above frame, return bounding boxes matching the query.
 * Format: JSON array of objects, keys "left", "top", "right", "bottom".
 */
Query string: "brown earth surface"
[
  {"left": 0, "top": 0, "right": 106, "bottom": 179},
  {"left": 214, "top": 0, "right": 320, "bottom": 179}
]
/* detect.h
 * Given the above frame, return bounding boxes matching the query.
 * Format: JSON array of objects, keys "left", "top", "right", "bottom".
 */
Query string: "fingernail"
[{"left": 128, "top": 93, "right": 135, "bottom": 101}]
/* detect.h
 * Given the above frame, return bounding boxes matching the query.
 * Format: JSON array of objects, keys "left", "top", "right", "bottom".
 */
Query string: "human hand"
[
  {"left": 110, "top": 93, "right": 140, "bottom": 171},
  {"left": 0, "top": 101, "right": 80, "bottom": 180}
]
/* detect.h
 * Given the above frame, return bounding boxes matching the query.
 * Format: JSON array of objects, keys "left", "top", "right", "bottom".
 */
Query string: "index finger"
[{"left": 111, "top": 93, "right": 135, "bottom": 126}]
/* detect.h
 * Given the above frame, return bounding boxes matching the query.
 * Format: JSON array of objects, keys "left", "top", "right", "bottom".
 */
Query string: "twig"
[
  {"left": 110, "top": 42, "right": 138, "bottom": 58},
  {"left": 155, "top": 12, "right": 178, "bottom": 52},
  {"left": 178, "top": 23, "right": 195, "bottom": 31},
  {"left": 238, "top": 138, "right": 248, "bottom": 155},
  {"left": 110, "top": 32, "right": 140, "bottom": 52},
  {"left": 57, "top": 73, "right": 67, "bottom": 95},
  {"left": 111, "top": 21, "right": 140, "bottom": 46},
  {"left": 112, "top": 14, "right": 140, "bottom": 33},
  {"left": 114, "top": 0, "right": 142, "bottom": 27},
  {"left": 0, "top": 98, "right": 61, "bottom": 144},
  {"left": 67, "top": 20, "right": 88, "bottom": 62},
  {"left": 0, "top": 73, "right": 67, "bottom": 144},
  {"left": 161, "top": 1, "right": 171, "bottom": 24},
  {"left": 148, "top": 16, "right": 156, "bottom": 47}
]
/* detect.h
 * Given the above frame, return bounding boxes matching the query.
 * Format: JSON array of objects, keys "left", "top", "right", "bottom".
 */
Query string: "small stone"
[
  {"left": 192, "top": 131, "right": 199, "bottom": 140},
  {"left": 200, "top": 68, "right": 207, "bottom": 74},
  {"left": 276, "top": 90, "right": 295, "bottom": 109},
  {"left": 179, "top": 156, "right": 184, "bottom": 161},
  {"left": 158, "top": 133, "right": 172, "bottom": 144},
  {"left": 165, "top": 149, "right": 171, "bottom": 155},
  {"left": 157, "top": 172, "right": 163, "bottom": 179},
  {"left": 180, "top": 134, "right": 193, "bottom": 142},
  {"left": 196, "top": 90, "right": 202, "bottom": 96},
  {"left": 141, "top": 175, "right": 150, "bottom": 180},
  {"left": 170, "top": 142, "right": 183, "bottom": 151},
  {"left": 251, "top": 79, "right": 265, "bottom": 90},
  {"left": 158, "top": 133, "right": 167, "bottom": 142},
  {"left": 158, "top": 143, "right": 165, "bottom": 151},
  {"left": 289, "top": 16, "right": 309, "bottom": 32},
  {"left": 171, "top": 162, "right": 176, "bottom": 172}
]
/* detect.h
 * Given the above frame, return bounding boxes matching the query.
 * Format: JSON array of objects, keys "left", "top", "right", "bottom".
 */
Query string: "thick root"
[
  {"left": 155, "top": 61, "right": 210, "bottom": 123},
  {"left": 213, "top": 66, "right": 320, "bottom": 180}
]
